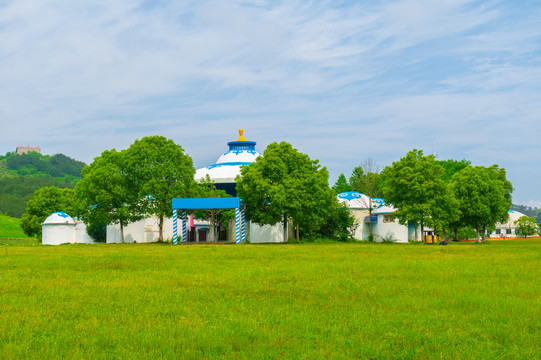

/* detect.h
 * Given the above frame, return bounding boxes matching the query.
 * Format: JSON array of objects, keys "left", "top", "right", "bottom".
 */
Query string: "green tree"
[
  {"left": 20, "top": 187, "right": 75, "bottom": 239},
  {"left": 514, "top": 216, "right": 539, "bottom": 237},
  {"left": 126, "top": 136, "right": 197, "bottom": 242},
  {"left": 332, "top": 173, "right": 351, "bottom": 194},
  {"left": 236, "top": 141, "right": 337, "bottom": 242},
  {"left": 349, "top": 158, "right": 381, "bottom": 240},
  {"left": 75, "top": 149, "right": 141, "bottom": 243},
  {"left": 380, "top": 149, "right": 446, "bottom": 241},
  {"left": 450, "top": 165, "right": 513, "bottom": 242}
]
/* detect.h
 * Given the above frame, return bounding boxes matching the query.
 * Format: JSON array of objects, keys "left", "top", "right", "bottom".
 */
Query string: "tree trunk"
[
  {"left": 443, "top": 228, "right": 447, "bottom": 242},
  {"left": 420, "top": 217, "right": 424, "bottom": 243},
  {"left": 454, "top": 228, "right": 458, "bottom": 241},
  {"left": 296, "top": 224, "right": 300, "bottom": 243},
  {"left": 368, "top": 206, "right": 373, "bottom": 240},
  {"left": 158, "top": 215, "right": 164, "bottom": 242},
  {"left": 120, "top": 219, "right": 125, "bottom": 244},
  {"left": 476, "top": 224, "right": 480, "bottom": 243},
  {"left": 283, "top": 214, "right": 288, "bottom": 243},
  {"left": 482, "top": 225, "right": 486, "bottom": 243}
]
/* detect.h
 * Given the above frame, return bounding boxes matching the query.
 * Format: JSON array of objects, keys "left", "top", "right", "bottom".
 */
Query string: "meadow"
[{"left": 0, "top": 239, "right": 539, "bottom": 359}]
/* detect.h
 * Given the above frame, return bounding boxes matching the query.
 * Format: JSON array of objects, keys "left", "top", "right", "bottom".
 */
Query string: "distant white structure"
[
  {"left": 337, "top": 192, "right": 420, "bottom": 243},
  {"left": 489, "top": 210, "right": 528, "bottom": 238},
  {"left": 41, "top": 212, "right": 95, "bottom": 245}
]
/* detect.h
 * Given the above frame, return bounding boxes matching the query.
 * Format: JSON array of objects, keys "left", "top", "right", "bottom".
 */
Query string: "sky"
[{"left": 1, "top": 0, "right": 540, "bottom": 206}]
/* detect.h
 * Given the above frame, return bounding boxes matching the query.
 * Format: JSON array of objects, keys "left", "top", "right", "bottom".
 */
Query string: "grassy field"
[
  {"left": 0, "top": 213, "right": 33, "bottom": 239},
  {"left": 0, "top": 240, "right": 539, "bottom": 359}
]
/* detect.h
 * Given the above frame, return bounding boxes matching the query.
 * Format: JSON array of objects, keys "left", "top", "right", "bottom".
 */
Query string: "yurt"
[
  {"left": 42, "top": 212, "right": 76, "bottom": 245},
  {"left": 194, "top": 129, "right": 285, "bottom": 243},
  {"left": 337, "top": 192, "right": 372, "bottom": 240},
  {"left": 371, "top": 204, "right": 411, "bottom": 243},
  {"left": 194, "top": 128, "right": 261, "bottom": 196},
  {"left": 491, "top": 210, "right": 528, "bottom": 238}
]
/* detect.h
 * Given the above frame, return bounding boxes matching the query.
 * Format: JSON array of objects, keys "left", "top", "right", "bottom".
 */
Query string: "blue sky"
[{"left": 1, "top": 0, "right": 540, "bottom": 206}]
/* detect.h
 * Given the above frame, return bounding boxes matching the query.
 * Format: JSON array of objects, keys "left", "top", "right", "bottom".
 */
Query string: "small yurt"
[
  {"left": 337, "top": 192, "right": 372, "bottom": 240},
  {"left": 42, "top": 212, "right": 76, "bottom": 245},
  {"left": 372, "top": 204, "right": 410, "bottom": 243}
]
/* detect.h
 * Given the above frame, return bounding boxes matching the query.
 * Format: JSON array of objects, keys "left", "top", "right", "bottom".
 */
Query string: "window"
[
  {"left": 383, "top": 214, "right": 394, "bottom": 223},
  {"left": 495, "top": 229, "right": 501, "bottom": 235},
  {"left": 506, "top": 229, "right": 512, "bottom": 235}
]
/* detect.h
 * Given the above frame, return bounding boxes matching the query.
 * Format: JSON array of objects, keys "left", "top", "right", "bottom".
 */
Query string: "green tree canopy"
[
  {"left": 380, "top": 149, "right": 446, "bottom": 240},
  {"left": 450, "top": 165, "right": 513, "bottom": 242},
  {"left": 75, "top": 149, "right": 141, "bottom": 243},
  {"left": 20, "top": 187, "right": 75, "bottom": 239},
  {"left": 514, "top": 216, "right": 539, "bottom": 237},
  {"left": 332, "top": 173, "right": 351, "bottom": 194},
  {"left": 236, "top": 141, "right": 337, "bottom": 242},
  {"left": 126, "top": 136, "right": 197, "bottom": 242}
]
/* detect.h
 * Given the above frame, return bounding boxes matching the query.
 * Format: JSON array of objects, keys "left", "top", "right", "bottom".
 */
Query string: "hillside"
[
  {"left": 0, "top": 151, "right": 85, "bottom": 217},
  {"left": 0, "top": 212, "right": 32, "bottom": 238}
]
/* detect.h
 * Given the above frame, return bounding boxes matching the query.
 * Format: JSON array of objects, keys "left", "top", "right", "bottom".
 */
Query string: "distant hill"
[{"left": 0, "top": 152, "right": 86, "bottom": 217}]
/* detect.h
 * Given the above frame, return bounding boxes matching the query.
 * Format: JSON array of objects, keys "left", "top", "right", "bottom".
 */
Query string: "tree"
[
  {"left": 332, "top": 173, "right": 351, "bottom": 194},
  {"left": 380, "top": 149, "right": 446, "bottom": 241},
  {"left": 20, "top": 187, "right": 75, "bottom": 239},
  {"left": 349, "top": 158, "right": 382, "bottom": 240},
  {"left": 75, "top": 149, "right": 141, "bottom": 243},
  {"left": 236, "top": 141, "right": 337, "bottom": 242},
  {"left": 514, "top": 216, "right": 539, "bottom": 237},
  {"left": 450, "top": 165, "right": 513, "bottom": 243},
  {"left": 125, "top": 136, "right": 197, "bottom": 242}
]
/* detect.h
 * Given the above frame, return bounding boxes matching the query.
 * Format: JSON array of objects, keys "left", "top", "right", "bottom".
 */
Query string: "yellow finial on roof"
[{"left": 237, "top": 128, "right": 246, "bottom": 141}]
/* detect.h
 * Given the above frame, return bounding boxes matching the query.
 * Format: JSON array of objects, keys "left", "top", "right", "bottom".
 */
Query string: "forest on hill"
[{"left": 0, "top": 152, "right": 85, "bottom": 217}]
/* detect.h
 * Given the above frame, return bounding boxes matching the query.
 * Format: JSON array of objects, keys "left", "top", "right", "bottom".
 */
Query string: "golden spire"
[{"left": 237, "top": 128, "right": 246, "bottom": 141}]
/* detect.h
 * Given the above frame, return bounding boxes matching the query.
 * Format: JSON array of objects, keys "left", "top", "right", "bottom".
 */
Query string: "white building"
[
  {"left": 106, "top": 129, "right": 287, "bottom": 244},
  {"left": 337, "top": 193, "right": 420, "bottom": 243},
  {"left": 42, "top": 212, "right": 95, "bottom": 245}
]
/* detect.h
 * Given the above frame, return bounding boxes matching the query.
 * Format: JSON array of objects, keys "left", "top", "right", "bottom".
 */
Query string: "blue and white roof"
[
  {"left": 337, "top": 192, "right": 372, "bottom": 209},
  {"left": 42, "top": 212, "right": 76, "bottom": 226},
  {"left": 194, "top": 129, "right": 261, "bottom": 183},
  {"left": 497, "top": 209, "right": 527, "bottom": 227}
]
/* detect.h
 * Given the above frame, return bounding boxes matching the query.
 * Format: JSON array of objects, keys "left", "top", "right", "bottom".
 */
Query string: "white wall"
[
  {"left": 74, "top": 220, "right": 95, "bottom": 244},
  {"left": 42, "top": 224, "right": 75, "bottom": 245},
  {"left": 372, "top": 214, "right": 409, "bottom": 243},
  {"left": 248, "top": 222, "right": 287, "bottom": 243}
]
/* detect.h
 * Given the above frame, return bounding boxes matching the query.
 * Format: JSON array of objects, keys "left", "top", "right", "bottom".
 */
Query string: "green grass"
[
  {"left": 0, "top": 240, "right": 539, "bottom": 359},
  {"left": 0, "top": 213, "right": 34, "bottom": 240}
]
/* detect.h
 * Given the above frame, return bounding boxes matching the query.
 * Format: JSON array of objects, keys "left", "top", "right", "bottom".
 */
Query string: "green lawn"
[{"left": 0, "top": 240, "right": 539, "bottom": 359}]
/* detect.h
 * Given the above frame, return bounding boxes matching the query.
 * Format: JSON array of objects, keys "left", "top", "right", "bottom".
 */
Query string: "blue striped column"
[
  {"left": 173, "top": 209, "right": 178, "bottom": 244},
  {"left": 235, "top": 208, "right": 241, "bottom": 244},
  {"left": 182, "top": 210, "right": 187, "bottom": 243},
  {"left": 241, "top": 209, "right": 246, "bottom": 242}
]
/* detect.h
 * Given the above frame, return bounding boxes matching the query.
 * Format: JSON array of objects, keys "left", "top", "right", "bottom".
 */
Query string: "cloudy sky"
[{"left": 1, "top": 0, "right": 540, "bottom": 206}]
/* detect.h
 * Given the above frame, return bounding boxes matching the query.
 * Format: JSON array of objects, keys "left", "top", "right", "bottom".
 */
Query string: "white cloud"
[{"left": 0, "top": 0, "right": 540, "bottom": 204}]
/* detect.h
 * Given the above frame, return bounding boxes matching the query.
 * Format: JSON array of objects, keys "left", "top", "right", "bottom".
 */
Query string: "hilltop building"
[{"left": 15, "top": 145, "right": 41, "bottom": 155}]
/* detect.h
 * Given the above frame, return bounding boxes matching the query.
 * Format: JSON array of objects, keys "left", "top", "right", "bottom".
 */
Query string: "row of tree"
[
  {"left": 334, "top": 150, "right": 515, "bottom": 242},
  {"left": 20, "top": 137, "right": 520, "bottom": 244}
]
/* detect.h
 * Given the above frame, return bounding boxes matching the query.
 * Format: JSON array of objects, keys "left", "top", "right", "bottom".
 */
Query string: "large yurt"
[
  {"left": 194, "top": 129, "right": 285, "bottom": 243},
  {"left": 42, "top": 212, "right": 76, "bottom": 245},
  {"left": 194, "top": 129, "right": 261, "bottom": 196}
]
